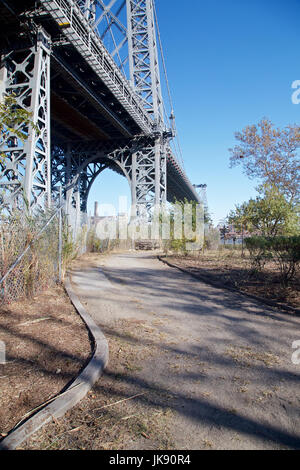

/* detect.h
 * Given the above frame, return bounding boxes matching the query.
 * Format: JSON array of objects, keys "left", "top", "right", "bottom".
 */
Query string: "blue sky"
[{"left": 88, "top": 0, "right": 300, "bottom": 225}]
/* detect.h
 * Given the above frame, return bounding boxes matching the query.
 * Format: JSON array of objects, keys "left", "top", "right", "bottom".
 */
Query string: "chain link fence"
[{"left": 0, "top": 196, "right": 91, "bottom": 305}]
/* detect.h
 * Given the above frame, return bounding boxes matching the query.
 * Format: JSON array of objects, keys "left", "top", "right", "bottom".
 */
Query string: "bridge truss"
[{"left": 0, "top": 0, "right": 200, "bottom": 217}]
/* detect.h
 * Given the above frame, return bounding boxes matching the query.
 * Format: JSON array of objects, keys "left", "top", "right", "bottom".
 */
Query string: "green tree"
[
  {"left": 167, "top": 198, "right": 206, "bottom": 253},
  {"left": 219, "top": 223, "right": 230, "bottom": 246},
  {"left": 172, "top": 197, "right": 212, "bottom": 226},
  {"left": 227, "top": 203, "right": 250, "bottom": 255},
  {"left": 229, "top": 118, "right": 300, "bottom": 203},
  {"left": 228, "top": 186, "right": 299, "bottom": 238},
  {"left": 0, "top": 93, "right": 37, "bottom": 162}
]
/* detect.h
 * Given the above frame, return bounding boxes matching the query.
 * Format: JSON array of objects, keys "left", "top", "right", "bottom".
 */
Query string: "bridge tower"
[
  {"left": 126, "top": 0, "right": 167, "bottom": 217},
  {"left": 0, "top": 28, "right": 52, "bottom": 210}
]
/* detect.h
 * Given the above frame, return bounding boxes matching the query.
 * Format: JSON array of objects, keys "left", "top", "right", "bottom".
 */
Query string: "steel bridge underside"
[{"left": 0, "top": 0, "right": 199, "bottom": 208}]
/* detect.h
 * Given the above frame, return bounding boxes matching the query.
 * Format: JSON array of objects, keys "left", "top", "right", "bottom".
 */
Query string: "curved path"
[{"left": 70, "top": 251, "right": 300, "bottom": 450}]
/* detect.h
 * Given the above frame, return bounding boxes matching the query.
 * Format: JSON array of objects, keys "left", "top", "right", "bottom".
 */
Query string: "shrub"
[
  {"left": 270, "top": 236, "right": 300, "bottom": 286},
  {"left": 0, "top": 208, "right": 59, "bottom": 302},
  {"left": 245, "top": 236, "right": 270, "bottom": 272},
  {"left": 204, "top": 226, "right": 220, "bottom": 251},
  {"left": 245, "top": 236, "right": 300, "bottom": 285}
]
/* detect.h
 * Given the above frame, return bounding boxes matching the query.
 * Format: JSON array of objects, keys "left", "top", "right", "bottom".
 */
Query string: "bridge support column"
[
  {"left": 0, "top": 28, "right": 51, "bottom": 212},
  {"left": 131, "top": 139, "right": 166, "bottom": 217},
  {"left": 130, "top": 136, "right": 167, "bottom": 219},
  {"left": 51, "top": 137, "right": 167, "bottom": 225},
  {"left": 65, "top": 146, "right": 73, "bottom": 215},
  {"left": 155, "top": 138, "right": 167, "bottom": 207},
  {"left": 52, "top": 144, "right": 111, "bottom": 217}
]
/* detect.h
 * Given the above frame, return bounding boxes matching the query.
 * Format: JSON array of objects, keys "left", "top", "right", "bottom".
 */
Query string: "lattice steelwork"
[
  {"left": 127, "top": 0, "right": 164, "bottom": 127},
  {"left": 0, "top": 0, "right": 200, "bottom": 218},
  {"left": 50, "top": 134, "right": 167, "bottom": 217},
  {"left": 0, "top": 28, "right": 51, "bottom": 211},
  {"left": 77, "top": 0, "right": 96, "bottom": 21}
]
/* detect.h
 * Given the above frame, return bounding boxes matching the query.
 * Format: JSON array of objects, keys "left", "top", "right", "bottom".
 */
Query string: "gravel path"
[{"left": 70, "top": 251, "right": 300, "bottom": 450}]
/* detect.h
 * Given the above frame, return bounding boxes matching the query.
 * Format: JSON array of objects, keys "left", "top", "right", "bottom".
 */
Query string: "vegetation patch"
[{"left": 163, "top": 250, "right": 300, "bottom": 310}]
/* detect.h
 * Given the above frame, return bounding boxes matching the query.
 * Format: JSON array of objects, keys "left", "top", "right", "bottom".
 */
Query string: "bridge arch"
[
  {"left": 59, "top": 148, "right": 133, "bottom": 214},
  {"left": 80, "top": 158, "right": 132, "bottom": 214}
]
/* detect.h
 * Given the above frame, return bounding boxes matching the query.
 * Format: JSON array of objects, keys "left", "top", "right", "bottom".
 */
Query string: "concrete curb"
[
  {"left": 0, "top": 276, "right": 109, "bottom": 450},
  {"left": 158, "top": 255, "right": 300, "bottom": 317}
]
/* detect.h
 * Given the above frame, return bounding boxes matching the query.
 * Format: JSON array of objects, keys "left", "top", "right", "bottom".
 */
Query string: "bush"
[
  {"left": 270, "top": 236, "right": 300, "bottom": 286},
  {"left": 170, "top": 237, "right": 188, "bottom": 254},
  {"left": 245, "top": 236, "right": 270, "bottom": 272},
  {"left": 0, "top": 208, "right": 59, "bottom": 302},
  {"left": 204, "top": 226, "right": 220, "bottom": 251},
  {"left": 245, "top": 236, "right": 300, "bottom": 285}
]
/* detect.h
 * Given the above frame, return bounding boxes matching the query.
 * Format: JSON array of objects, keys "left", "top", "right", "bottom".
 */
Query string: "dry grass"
[
  {"left": 19, "top": 314, "right": 178, "bottom": 450},
  {"left": 0, "top": 212, "right": 60, "bottom": 304},
  {"left": 0, "top": 284, "right": 91, "bottom": 436},
  {"left": 225, "top": 345, "right": 281, "bottom": 368},
  {"left": 165, "top": 249, "right": 300, "bottom": 310}
]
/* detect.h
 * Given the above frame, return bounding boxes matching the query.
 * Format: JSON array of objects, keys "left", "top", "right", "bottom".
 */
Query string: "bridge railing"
[{"left": 41, "top": 0, "right": 154, "bottom": 134}]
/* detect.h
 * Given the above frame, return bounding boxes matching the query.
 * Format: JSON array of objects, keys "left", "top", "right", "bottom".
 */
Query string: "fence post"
[
  {"left": 58, "top": 187, "right": 62, "bottom": 283},
  {"left": 75, "top": 190, "right": 80, "bottom": 243}
]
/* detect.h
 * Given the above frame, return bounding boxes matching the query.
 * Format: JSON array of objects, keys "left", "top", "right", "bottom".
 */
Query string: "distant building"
[
  {"left": 91, "top": 201, "right": 128, "bottom": 228},
  {"left": 91, "top": 201, "right": 115, "bottom": 225},
  {"left": 217, "top": 223, "right": 254, "bottom": 245}
]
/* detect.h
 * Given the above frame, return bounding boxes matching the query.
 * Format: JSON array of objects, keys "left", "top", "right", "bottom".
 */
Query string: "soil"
[
  {"left": 0, "top": 284, "right": 92, "bottom": 438},
  {"left": 164, "top": 251, "right": 300, "bottom": 310},
  {"left": 18, "top": 252, "right": 300, "bottom": 450},
  {"left": 20, "top": 316, "right": 176, "bottom": 450}
]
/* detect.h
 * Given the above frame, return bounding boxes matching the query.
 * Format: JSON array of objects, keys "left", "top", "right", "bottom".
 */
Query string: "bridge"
[{"left": 0, "top": 0, "right": 201, "bottom": 216}]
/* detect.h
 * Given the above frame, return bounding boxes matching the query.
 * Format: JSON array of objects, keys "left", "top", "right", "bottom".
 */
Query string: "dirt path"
[{"left": 23, "top": 251, "right": 300, "bottom": 450}]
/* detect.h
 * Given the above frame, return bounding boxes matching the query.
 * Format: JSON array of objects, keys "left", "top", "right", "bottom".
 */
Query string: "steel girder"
[
  {"left": 0, "top": 28, "right": 51, "bottom": 211},
  {"left": 0, "top": 0, "right": 200, "bottom": 216},
  {"left": 41, "top": 0, "right": 153, "bottom": 133},
  {"left": 52, "top": 134, "right": 167, "bottom": 216},
  {"left": 76, "top": 0, "right": 97, "bottom": 22},
  {"left": 127, "top": 0, "right": 164, "bottom": 128}
]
